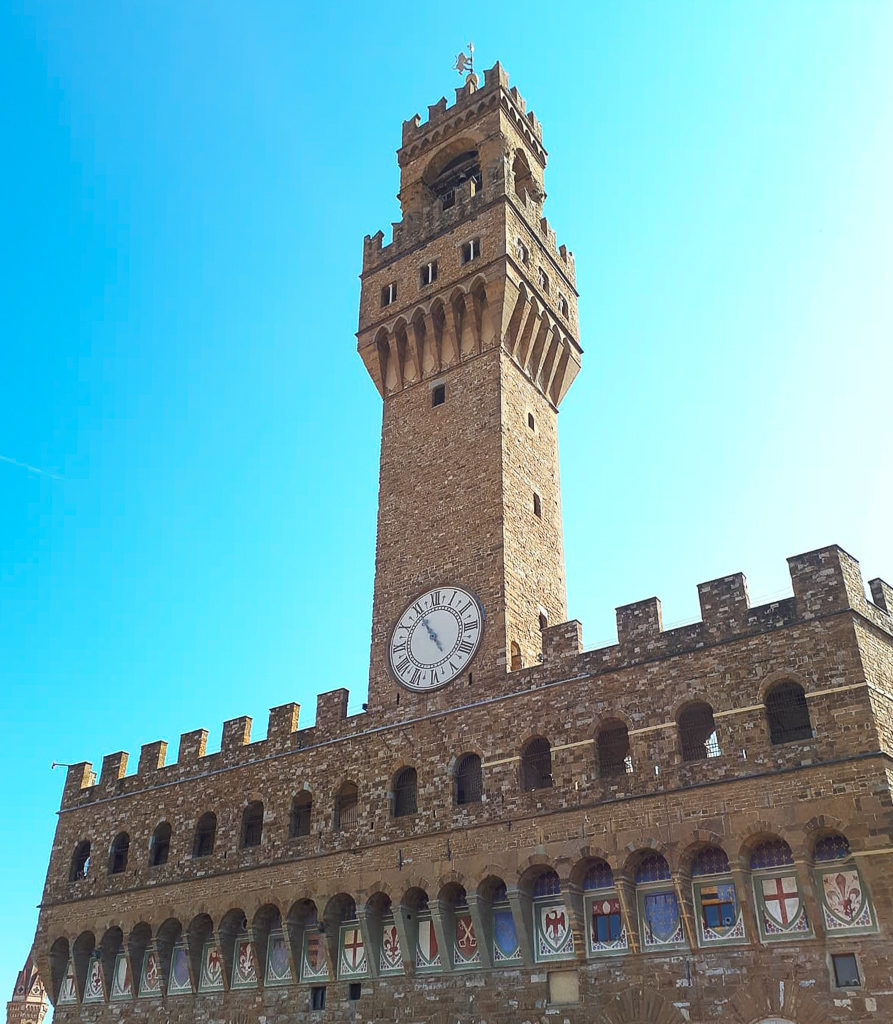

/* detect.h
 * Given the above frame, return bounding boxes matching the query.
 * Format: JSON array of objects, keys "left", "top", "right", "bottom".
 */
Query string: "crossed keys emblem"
[{"left": 456, "top": 916, "right": 477, "bottom": 952}]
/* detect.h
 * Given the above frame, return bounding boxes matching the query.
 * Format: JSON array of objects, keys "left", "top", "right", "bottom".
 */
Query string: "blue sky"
[{"left": 1, "top": 0, "right": 891, "bottom": 1005}]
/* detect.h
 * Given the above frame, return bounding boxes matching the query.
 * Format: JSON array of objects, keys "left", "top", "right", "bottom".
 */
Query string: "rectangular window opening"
[
  {"left": 432, "top": 384, "right": 446, "bottom": 407},
  {"left": 461, "top": 238, "right": 481, "bottom": 263},
  {"left": 533, "top": 492, "right": 542, "bottom": 518},
  {"left": 419, "top": 261, "right": 438, "bottom": 287},
  {"left": 380, "top": 283, "right": 397, "bottom": 307},
  {"left": 832, "top": 953, "right": 861, "bottom": 988},
  {"left": 310, "top": 985, "right": 327, "bottom": 1010},
  {"left": 348, "top": 982, "right": 362, "bottom": 1001}
]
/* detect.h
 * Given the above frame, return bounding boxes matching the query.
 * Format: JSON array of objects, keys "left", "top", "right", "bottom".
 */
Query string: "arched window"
[
  {"left": 148, "top": 822, "right": 171, "bottom": 867},
  {"left": 392, "top": 767, "right": 418, "bottom": 818},
  {"left": 335, "top": 782, "right": 358, "bottom": 829},
  {"left": 597, "top": 720, "right": 632, "bottom": 777},
  {"left": 69, "top": 840, "right": 91, "bottom": 881},
  {"left": 750, "top": 838, "right": 794, "bottom": 870},
  {"left": 241, "top": 801, "right": 264, "bottom": 848},
  {"left": 678, "top": 702, "right": 721, "bottom": 761},
  {"left": 454, "top": 753, "right": 482, "bottom": 805},
  {"left": 765, "top": 681, "right": 813, "bottom": 744},
  {"left": 192, "top": 812, "right": 217, "bottom": 858},
  {"left": 290, "top": 791, "right": 312, "bottom": 838},
  {"left": 691, "top": 846, "right": 730, "bottom": 876},
  {"left": 516, "top": 238, "right": 530, "bottom": 265},
  {"left": 532, "top": 869, "right": 561, "bottom": 897},
  {"left": 814, "top": 833, "right": 851, "bottom": 862},
  {"left": 510, "top": 641, "right": 522, "bottom": 671},
  {"left": 512, "top": 151, "right": 534, "bottom": 202},
  {"left": 108, "top": 832, "right": 130, "bottom": 875},
  {"left": 428, "top": 149, "right": 481, "bottom": 209},
  {"left": 520, "top": 737, "right": 553, "bottom": 791}
]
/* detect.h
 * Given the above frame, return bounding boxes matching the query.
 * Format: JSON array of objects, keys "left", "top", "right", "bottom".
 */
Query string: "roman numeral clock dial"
[{"left": 388, "top": 586, "right": 484, "bottom": 691}]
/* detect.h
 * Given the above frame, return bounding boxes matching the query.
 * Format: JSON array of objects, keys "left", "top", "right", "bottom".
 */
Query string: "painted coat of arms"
[
  {"left": 231, "top": 937, "right": 258, "bottom": 988},
  {"left": 82, "top": 957, "right": 104, "bottom": 1003},
  {"left": 301, "top": 930, "right": 330, "bottom": 981},
  {"left": 58, "top": 960, "right": 78, "bottom": 1005},
  {"left": 642, "top": 890, "right": 683, "bottom": 947},
  {"left": 265, "top": 930, "right": 292, "bottom": 985},
  {"left": 338, "top": 925, "right": 368, "bottom": 977},
  {"left": 416, "top": 917, "right": 441, "bottom": 969},
  {"left": 453, "top": 913, "right": 481, "bottom": 966},
  {"left": 492, "top": 907, "right": 521, "bottom": 962},
  {"left": 535, "top": 902, "right": 574, "bottom": 960},
  {"left": 110, "top": 952, "right": 132, "bottom": 1000},
  {"left": 820, "top": 869, "right": 874, "bottom": 931},
  {"left": 198, "top": 941, "right": 224, "bottom": 992},
  {"left": 139, "top": 949, "right": 162, "bottom": 997},
  {"left": 758, "top": 874, "right": 810, "bottom": 937},
  {"left": 168, "top": 941, "right": 192, "bottom": 994},
  {"left": 379, "top": 920, "right": 403, "bottom": 974}
]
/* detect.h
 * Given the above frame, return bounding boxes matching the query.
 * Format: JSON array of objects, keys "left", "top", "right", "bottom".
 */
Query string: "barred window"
[
  {"left": 392, "top": 767, "right": 418, "bottom": 818},
  {"left": 533, "top": 869, "right": 561, "bottom": 897},
  {"left": 597, "top": 720, "right": 632, "bottom": 777},
  {"left": 454, "top": 753, "right": 483, "bottom": 805},
  {"left": 678, "top": 702, "right": 721, "bottom": 761},
  {"left": 750, "top": 837, "right": 794, "bottom": 870},
  {"left": 290, "top": 792, "right": 312, "bottom": 838},
  {"left": 581, "top": 860, "right": 614, "bottom": 890},
  {"left": 765, "top": 680, "right": 812, "bottom": 744},
  {"left": 335, "top": 782, "right": 358, "bottom": 829},
  {"left": 193, "top": 812, "right": 217, "bottom": 858},
  {"left": 108, "top": 832, "right": 130, "bottom": 875},
  {"left": 241, "top": 801, "right": 264, "bottom": 848},
  {"left": 520, "top": 737, "right": 553, "bottom": 791},
  {"left": 814, "top": 833, "right": 851, "bottom": 862},
  {"left": 69, "top": 840, "right": 91, "bottom": 881},
  {"left": 691, "top": 846, "right": 730, "bottom": 876},
  {"left": 635, "top": 853, "right": 671, "bottom": 884},
  {"left": 149, "top": 822, "right": 171, "bottom": 867}
]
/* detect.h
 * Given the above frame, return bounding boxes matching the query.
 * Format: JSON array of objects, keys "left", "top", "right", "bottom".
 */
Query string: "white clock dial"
[{"left": 389, "top": 586, "right": 484, "bottom": 691}]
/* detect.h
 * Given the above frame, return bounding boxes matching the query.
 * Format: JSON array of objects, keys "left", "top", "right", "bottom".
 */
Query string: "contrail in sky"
[{"left": 0, "top": 454, "right": 62, "bottom": 480}]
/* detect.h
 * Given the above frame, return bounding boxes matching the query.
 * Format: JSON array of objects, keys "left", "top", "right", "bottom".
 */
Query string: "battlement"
[
  {"left": 361, "top": 177, "right": 575, "bottom": 283},
  {"left": 400, "top": 62, "right": 543, "bottom": 150},
  {"left": 58, "top": 545, "right": 893, "bottom": 810}
]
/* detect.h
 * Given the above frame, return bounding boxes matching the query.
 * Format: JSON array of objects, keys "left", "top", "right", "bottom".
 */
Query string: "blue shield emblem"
[
  {"left": 493, "top": 908, "right": 519, "bottom": 960},
  {"left": 644, "top": 891, "right": 680, "bottom": 943}
]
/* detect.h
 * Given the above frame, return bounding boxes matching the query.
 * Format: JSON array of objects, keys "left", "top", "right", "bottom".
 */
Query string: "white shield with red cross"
[
  {"left": 338, "top": 925, "right": 368, "bottom": 978},
  {"left": 760, "top": 875, "right": 808, "bottom": 935}
]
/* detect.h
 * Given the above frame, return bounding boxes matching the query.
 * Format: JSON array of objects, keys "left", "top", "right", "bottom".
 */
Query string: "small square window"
[
  {"left": 461, "top": 238, "right": 481, "bottom": 263},
  {"left": 832, "top": 953, "right": 861, "bottom": 988},
  {"left": 432, "top": 384, "right": 446, "bottom": 407},
  {"left": 348, "top": 982, "right": 362, "bottom": 1001},
  {"left": 310, "top": 985, "right": 327, "bottom": 1010},
  {"left": 419, "top": 260, "right": 438, "bottom": 287},
  {"left": 380, "top": 282, "right": 397, "bottom": 307}
]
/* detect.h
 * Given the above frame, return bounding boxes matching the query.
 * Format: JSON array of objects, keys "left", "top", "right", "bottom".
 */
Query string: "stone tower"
[
  {"left": 6, "top": 955, "right": 47, "bottom": 1024},
  {"left": 358, "top": 62, "right": 581, "bottom": 714}
]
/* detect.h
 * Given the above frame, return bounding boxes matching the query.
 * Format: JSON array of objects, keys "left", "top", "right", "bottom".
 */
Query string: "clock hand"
[{"left": 421, "top": 616, "right": 444, "bottom": 652}]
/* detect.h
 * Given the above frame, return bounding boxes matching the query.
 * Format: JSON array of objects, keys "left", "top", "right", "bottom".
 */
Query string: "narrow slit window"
[
  {"left": 533, "top": 492, "right": 542, "bottom": 517},
  {"left": 419, "top": 261, "right": 438, "bottom": 287},
  {"left": 528, "top": 412, "right": 535, "bottom": 430},
  {"left": 432, "top": 384, "right": 446, "bottom": 407},
  {"left": 380, "top": 282, "right": 397, "bottom": 307}
]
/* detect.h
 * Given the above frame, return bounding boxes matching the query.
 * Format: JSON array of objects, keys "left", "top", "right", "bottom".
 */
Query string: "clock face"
[{"left": 389, "top": 586, "right": 484, "bottom": 691}]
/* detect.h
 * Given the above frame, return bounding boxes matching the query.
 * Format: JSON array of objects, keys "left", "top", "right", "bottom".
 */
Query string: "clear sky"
[{"left": 1, "top": 0, "right": 891, "bottom": 1006}]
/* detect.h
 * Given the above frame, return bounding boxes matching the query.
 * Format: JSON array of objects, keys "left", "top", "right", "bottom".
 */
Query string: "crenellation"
[
  {"left": 616, "top": 596, "right": 663, "bottom": 649},
  {"left": 315, "top": 688, "right": 349, "bottom": 732},
  {"left": 267, "top": 702, "right": 300, "bottom": 746},
  {"left": 221, "top": 716, "right": 252, "bottom": 753},
  {"left": 62, "top": 762, "right": 94, "bottom": 804},
  {"left": 137, "top": 740, "right": 167, "bottom": 776},
  {"left": 542, "top": 620, "right": 583, "bottom": 668},
  {"left": 177, "top": 727, "right": 208, "bottom": 764},
  {"left": 869, "top": 578, "right": 893, "bottom": 614},
  {"left": 698, "top": 573, "right": 750, "bottom": 636},
  {"left": 788, "top": 545, "right": 866, "bottom": 618},
  {"left": 97, "top": 752, "right": 128, "bottom": 792}
]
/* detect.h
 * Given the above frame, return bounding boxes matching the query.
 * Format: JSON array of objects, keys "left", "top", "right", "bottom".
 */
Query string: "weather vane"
[{"left": 454, "top": 41, "right": 475, "bottom": 80}]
